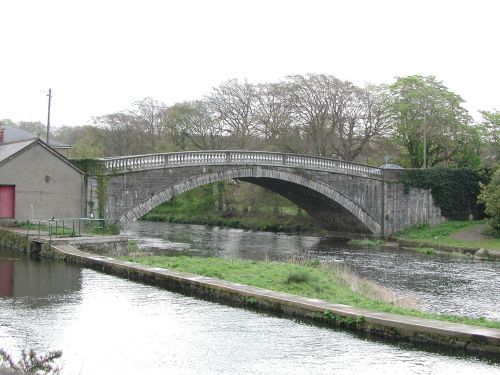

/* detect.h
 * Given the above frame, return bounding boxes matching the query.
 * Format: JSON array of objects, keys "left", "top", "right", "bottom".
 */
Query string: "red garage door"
[{"left": 0, "top": 185, "right": 15, "bottom": 218}]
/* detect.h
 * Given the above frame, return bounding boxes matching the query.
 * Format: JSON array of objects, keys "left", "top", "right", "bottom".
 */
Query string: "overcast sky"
[{"left": 1, "top": 0, "right": 499, "bottom": 127}]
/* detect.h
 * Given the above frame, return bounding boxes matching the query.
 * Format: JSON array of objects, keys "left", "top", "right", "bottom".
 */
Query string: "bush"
[
  {"left": 398, "top": 168, "right": 493, "bottom": 220},
  {"left": 0, "top": 348, "right": 61, "bottom": 375},
  {"left": 478, "top": 168, "right": 500, "bottom": 238},
  {"left": 286, "top": 270, "right": 312, "bottom": 283},
  {"left": 69, "top": 158, "right": 103, "bottom": 174}
]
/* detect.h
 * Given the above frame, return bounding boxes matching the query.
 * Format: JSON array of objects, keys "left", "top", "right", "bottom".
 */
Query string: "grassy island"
[
  {"left": 120, "top": 255, "right": 500, "bottom": 329},
  {"left": 394, "top": 220, "right": 500, "bottom": 251}
]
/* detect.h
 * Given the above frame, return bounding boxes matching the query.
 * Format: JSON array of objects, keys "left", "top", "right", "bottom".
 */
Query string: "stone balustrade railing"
[{"left": 99, "top": 151, "right": 382, "bottom": 178}]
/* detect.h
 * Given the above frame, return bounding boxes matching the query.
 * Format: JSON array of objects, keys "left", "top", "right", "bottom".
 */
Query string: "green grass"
[
  {"left": 286, "top": 270, "right": 315, "bottom": 284},
  {"left": 348, "top": 239, "right": 384, "bottom": 247},
  {"left": 395, "top": 221, "right": 500, "bottom": 251},
  {"left": 119, "top": 255, "right": 500, "bottom": 329},
  {"left": 411, "top": 247, "right": 437, "bottom": 255}
]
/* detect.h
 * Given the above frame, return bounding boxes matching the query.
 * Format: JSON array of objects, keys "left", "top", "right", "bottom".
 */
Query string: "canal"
[{"left": 0, "top": 222, "right": 499, "bottom": 374}]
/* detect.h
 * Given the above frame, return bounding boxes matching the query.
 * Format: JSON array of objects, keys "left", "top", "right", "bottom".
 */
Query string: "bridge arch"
[{"left": 116, "top": 167, "right": 381, "bottom": 235}]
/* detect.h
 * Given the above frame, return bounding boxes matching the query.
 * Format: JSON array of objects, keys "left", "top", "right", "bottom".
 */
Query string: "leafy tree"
[
  {"left": 69, "top": 126, "right": 105, "bottom": 158},
  {"left": 388, "top": 75, "right": 475, "bottom": 168},
  {"left": 0, "top": 119, "right": 56, "bottom": 141},
  {"left": 478, "top": 167, "right": 500, "bottom": 237},
  {"left": 478, "top": 109, "right": 500, "bottom": 165},
  {"left": 17, "top": 121, "right": 47, "bottom": 138},
  {"left": 450, "top": 125, "right": 482, "bottom": 168},
  {"left": 0, "top": 119, "right": 16, "bottom": 126}
]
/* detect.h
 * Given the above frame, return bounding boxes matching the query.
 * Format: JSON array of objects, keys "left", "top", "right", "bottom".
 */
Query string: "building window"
[{"left": 0, "top": 185, "right": 15, "bottom": 218}]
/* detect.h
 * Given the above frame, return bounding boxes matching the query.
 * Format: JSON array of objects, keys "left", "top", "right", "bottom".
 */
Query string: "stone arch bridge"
[{"left": 87, "top": 151, "right": 442, "bottom": 238}]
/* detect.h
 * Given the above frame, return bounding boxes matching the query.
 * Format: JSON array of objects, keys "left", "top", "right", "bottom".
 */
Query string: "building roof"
[
  {"left": 0, "top": 138, "right": 83, "bottom": 174},
  {"left": 0, "top": 139, "right": 36, "bottom": 164},
  {"left": 1, "top": 125, "right": 70, "bottom": 148}
]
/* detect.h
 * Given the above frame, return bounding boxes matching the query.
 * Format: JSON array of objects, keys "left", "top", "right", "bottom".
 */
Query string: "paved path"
[{"left": 451, "top": 223, "right": 491, "bottom": 241}]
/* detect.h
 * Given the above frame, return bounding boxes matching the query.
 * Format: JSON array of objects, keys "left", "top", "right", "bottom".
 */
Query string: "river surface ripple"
[
  {"left": 0, "top": 222, "right": 499, "bottom": 374},
  {"left": 125, "top": 221, "right": 500, "bottom": 321}
]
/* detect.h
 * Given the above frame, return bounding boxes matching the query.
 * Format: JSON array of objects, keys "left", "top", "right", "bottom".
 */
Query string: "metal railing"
[
  {"left": 99, "top": 150, "right": 383, "bottom": 178},
  {"left": 26, "top": 218, "right": 111, "bottom": 241}
]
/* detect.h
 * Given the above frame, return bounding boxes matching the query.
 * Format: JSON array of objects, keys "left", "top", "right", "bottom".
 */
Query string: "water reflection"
[
  {"left": 0, "top": 248, "right": 81, "bottom": 302},
  {"left": 0, "top": 260, "right": 13, "bottom": 297},
  {"left": 125, "top": 221, "right": 500, "bottom": 321}
]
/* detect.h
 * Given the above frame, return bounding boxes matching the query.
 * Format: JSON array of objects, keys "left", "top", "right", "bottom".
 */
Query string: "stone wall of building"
[{"left": 0, "top": 143, "right": 85, "bottom": 222}]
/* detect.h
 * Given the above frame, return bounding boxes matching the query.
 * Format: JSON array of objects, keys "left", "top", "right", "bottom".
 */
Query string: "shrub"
[
  {"left": 478, "top": 168, "right": 500, "bottom": 238},
  {"left": 0, "top": 348, "right": 61, "bottom": 375},
  {"left": 69, "top": 158, "right": 103, "bottom": 174},
  {"left": 286, "top": 270, "right": 311, "bottom": 283}
]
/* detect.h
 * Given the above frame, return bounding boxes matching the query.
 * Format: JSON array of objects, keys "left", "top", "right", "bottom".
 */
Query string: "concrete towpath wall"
[{"left": 49, "top": 242, "right": 500, "bottom": 357}]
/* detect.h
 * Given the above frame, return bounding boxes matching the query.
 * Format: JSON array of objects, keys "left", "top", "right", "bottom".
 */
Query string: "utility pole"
[
  {"left": 423, "top": 113, "right": 427, "bottom": 169},
  {"left": 46, "top": 88, "right": 52, "bottom": 144}
]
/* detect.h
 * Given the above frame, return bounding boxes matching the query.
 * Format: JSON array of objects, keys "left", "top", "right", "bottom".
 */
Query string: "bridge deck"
[{"left": 100, "top": 150, "right": 382, "bottom": 178}]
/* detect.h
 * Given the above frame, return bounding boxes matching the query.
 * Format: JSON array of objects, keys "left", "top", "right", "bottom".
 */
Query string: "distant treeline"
[{"left": 2, "top": 73, "right": 498, "bottom": 169}]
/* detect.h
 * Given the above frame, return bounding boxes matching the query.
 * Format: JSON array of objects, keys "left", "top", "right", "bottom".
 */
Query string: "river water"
[
  {"left": 1, "top": 222, "right": 499, "bottom": 374},
  {"left": 125, "top": 221, "right": 500, "bottom": 321}
]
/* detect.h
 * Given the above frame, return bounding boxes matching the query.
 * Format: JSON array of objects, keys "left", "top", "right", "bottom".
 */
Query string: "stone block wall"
[{"left": 384, "top": 183, "right": 443, "bottom": 237}]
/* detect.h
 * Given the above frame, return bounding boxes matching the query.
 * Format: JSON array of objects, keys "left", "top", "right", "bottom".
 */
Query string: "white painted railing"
[{"left": 99, "top": 151, "right": 382, "bottom": 178}]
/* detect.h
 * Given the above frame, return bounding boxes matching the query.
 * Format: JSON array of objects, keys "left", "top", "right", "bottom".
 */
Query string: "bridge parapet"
[{"left": 100, "top": 151, "right": 383, "bottom": 178}]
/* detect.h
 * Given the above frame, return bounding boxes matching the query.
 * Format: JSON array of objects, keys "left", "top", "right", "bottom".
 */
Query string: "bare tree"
[
  {"left": 132, "top": 97, "right": 168, "bottom": 137},
  {"left": 87, "top": 77, "right": 391, "bottom": 161},
  {"left": 206, "top": 79, "right": 258, "bottom": 148},
  {"left": 164, "top": 100, "right": 225, "bottom": 150},
  {"left": 254, "top": 82, "right": 297, "bottom": 151},
  {"left": 93, "top": 97, "right": 169, "bottom": 155},
  {"left": 330, "top": 84, "right": 392, "bottom": 161},
  {"left": 284, "top": 74, "right": 341, "bottom": 156},
  {"left": 284, "top": 74, "right": 391, "bottom": 161},
  {"left": 93, "top": 112, "right": 150, "bottom": 155}
]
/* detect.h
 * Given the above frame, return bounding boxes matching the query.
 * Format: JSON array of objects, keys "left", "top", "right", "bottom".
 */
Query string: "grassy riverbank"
[
  {"left": 141, "top": 183, "right": 325, "bottom": 234},
  {"left": 394, "top": 221, "right": 500, "bottom": 251},
  {"left": 121, "top": 255, "right": 500, "bottom": 329}
]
